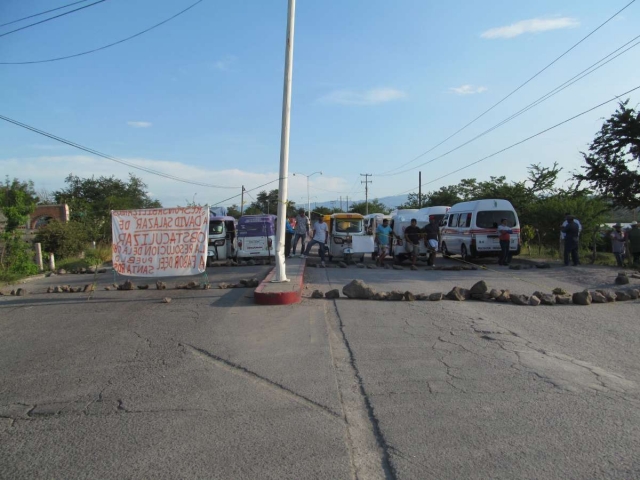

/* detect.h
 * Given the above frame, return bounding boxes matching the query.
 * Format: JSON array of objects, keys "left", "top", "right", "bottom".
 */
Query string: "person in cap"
[
  {"left": 628, "top": 221, "right": 640, "bottom": 265},
  {"left": 404, "top": 218, "right": 422, "bottom": 266},
  {"left": 290, "top": 208, "right": 309, "bottom": 257},
  {"left": 611, "top": 223, "right": 626, "bottom": 267},
  {"left": 497, "top": 218, "right": 514, "bottom": 266},
  {"left": 562, "top": 215, "right": 580, "bottom": 266}
]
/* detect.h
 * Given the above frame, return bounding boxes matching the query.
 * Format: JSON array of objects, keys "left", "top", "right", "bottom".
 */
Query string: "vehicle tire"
[
  {"left": 360, "top": 255, "right": 365, "bottom": 263},
  {"left": 441, "top": 242, "right": 451, "bottom": 258},
  {"left": 328, "top": 254, "right": 333, "bottom": 262},
  {"left": 461, "top": 244, "right": 471, "bottom": 262}
]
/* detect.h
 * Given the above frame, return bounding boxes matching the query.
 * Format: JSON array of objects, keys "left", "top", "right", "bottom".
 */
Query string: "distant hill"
[{"left": 314, "top": 194, "right": 409, "bottom": 211}]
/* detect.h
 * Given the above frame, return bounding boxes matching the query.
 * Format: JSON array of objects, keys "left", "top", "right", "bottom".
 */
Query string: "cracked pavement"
[{"left": 1, "top": 263, "right": 640, "bottom": 479}]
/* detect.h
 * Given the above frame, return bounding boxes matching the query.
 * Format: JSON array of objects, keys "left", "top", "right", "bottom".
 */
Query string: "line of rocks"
[
  {"left": 306, "top": 279, "right": 640, "bottom": 306},
  {"left": 211, "top": 259, "right": 273, "bottom": 267},
  {"left": 218, "top": 278, "right": 261, "bottom": 289},
  {"left": 50, "top": 267, "right": 107, "bottom": 276},
  {"left": 45, "top": 284, "right": 95, "bottom": 294}
]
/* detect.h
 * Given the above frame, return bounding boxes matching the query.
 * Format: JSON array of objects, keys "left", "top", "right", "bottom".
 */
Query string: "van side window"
[
  {"left": 450, "top": 214, "right": 459, "bottom": 227},
  {"left": 464, "top": 213, "right": 472, "bottom": 228},
  {"left": 441, "top": 215, "right": 449, "bottom": 227}
]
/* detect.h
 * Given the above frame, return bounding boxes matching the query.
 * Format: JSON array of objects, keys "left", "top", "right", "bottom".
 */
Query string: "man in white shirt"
[
  {"left": 301, "top": 216, "right": 328, "bottom": 266},
  {"left": 560, "top": 213, "right": 582, "bottom": 240}
]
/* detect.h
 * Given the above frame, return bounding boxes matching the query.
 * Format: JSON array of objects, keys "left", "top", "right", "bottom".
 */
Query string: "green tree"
[
  {"left": 227, "top": 204, "right": 241, "bottom": 218},
  {"left": 397, "top": 192, "right": 428, "bottom": 209},
  {"left": 349, "top": 199, "right": 391, "bottom": 215},
  {"left": 54, "top": 173, "right": 161, "bottom": 242},
  {"left": 424, "top": 185, "right": 462, "bottom": 207},
  {"left": 575, "top": 101, "right": 640, "bottom": 210},
  {"left": 0, "top": 177, "right": 38, "bottom": 232},
  {"left": 0, "top": 177, "right": 39, "bottom": 278},
  {"left": 247, "top": 189, "right": 295, "bottom": 216}
]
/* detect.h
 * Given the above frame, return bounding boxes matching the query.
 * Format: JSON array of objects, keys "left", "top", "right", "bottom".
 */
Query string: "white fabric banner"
[{"left": 111, "top": 206, "right": 208, "bottom": 277}]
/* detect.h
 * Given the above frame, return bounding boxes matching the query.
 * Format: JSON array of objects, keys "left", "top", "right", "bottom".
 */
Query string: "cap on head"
[
  {"left": 631, "top": 221, "right": 638, "bottom": 226},
  {"left": 411, "top": 218, "right": 417, "bottom": 223},
  {"left": 298, "top": 208, "right": 305, "bottom": 214},
  {"left": 614, "top": 223, "right": 622, "bottom": 228}
]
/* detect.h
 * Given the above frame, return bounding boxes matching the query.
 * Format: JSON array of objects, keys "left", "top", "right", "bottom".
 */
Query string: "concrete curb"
[{"left": 254, "top": 260, "right": 305, "bottom": 306}]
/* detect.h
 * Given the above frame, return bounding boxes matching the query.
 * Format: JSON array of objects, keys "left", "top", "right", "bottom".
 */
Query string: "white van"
[
  {"left": 440, "top": 199, "right": 520, "bottom": 260},
  {"left": 416, "top": 206, "right": 450, "bottom": 226}
]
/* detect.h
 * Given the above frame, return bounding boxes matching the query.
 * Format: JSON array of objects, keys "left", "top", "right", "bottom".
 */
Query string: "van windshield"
[
  {"left": 209, "top": 221, "right": 224, "bottom": 235},
  {"left": 335, "top": 220, "right": 362, "bottom": 233},
  {"left": 238, "top": 222, "right": 274, "bottom": 237},
  {"left": 476, "top": 211, "right": 517, "bottom": 229}
]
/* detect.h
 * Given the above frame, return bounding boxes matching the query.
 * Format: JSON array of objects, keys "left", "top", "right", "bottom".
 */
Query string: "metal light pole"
[
  {"left": 272, "top": 0, "right": 296, "bottom": 283},
  {"left": 293, "top": 171, "right": 322, "bottom": 216}
]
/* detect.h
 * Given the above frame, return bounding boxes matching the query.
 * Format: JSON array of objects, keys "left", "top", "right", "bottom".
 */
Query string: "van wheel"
[
  {"left": 441, "top": 242, "right": 451, "bottom": 258},
  {"left": 328, "top": 255, "right": 333, "bottom": 262},
  {"left": 360, "top": 255, "right": 365, "bottom": 263},
  {"left": 461, "top": 244, "right": 471, "bottom": 262}
]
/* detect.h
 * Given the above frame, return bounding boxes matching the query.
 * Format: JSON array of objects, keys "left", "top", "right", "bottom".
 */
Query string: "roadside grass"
[
  {"left": 521, "top": 243, "right": 628, "bottom": 267},
  {"left": 54, "top": 243, "right": 111, "bottom": 271}
]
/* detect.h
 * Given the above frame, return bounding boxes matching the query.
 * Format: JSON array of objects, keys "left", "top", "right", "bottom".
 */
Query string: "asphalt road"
[{"left": 1, "top": 261, "right": 640, "bottom": 479}]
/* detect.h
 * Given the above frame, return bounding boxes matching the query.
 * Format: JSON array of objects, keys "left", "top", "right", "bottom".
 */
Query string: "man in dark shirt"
[
  {"left": 404, "top": 218, "right": 422, "bottom": 266},
  {"left": 562, "top": 215, "right": 580, "bottom": 266},
  {"left": 422, "top": 216, "right": 440, "bottom": 266}
]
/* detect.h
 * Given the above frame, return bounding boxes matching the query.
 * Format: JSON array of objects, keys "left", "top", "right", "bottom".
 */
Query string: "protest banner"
[{"left": 111, "top": 206, "right": 208, "bottom": 277}]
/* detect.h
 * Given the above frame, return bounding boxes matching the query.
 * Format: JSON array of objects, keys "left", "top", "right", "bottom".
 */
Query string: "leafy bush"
[
  {"left": 0, "top": 233, "right": 38, "bottom": 281},
  {"left": 35, "top": 220, "right": 89, "bottom": 259}
]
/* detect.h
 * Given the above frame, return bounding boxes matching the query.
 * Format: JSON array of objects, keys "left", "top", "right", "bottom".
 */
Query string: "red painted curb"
[{"left": 254, "top": 261, "right": 305, "bottom": 305}]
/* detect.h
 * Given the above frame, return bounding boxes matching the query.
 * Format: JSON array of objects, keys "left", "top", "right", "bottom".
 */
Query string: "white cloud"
[
  {"left": 481, "top": 17, "right": 580, "bottom": 39},
  {"left": 318, "top": 88, "right": 407, "bottom": 106},
  {"left": 127, "top": 121, "right": 152, "bottom": 128},
  {"left": 449, "top": 85, "right": 488, "bottom": 95},
  {"left": 0, "top": 155, "right": 350, "bottom": 208},
  {"left": 213, "top": 55, "right": 237, "bottom": 71}
]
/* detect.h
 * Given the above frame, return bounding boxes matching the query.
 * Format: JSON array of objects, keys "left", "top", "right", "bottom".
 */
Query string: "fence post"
[
  {"left": 35, "top": 242, "right": 44, "bottom": 271},
  {"left": 49, "top": 253, "right": 55, "bottom": 272}
]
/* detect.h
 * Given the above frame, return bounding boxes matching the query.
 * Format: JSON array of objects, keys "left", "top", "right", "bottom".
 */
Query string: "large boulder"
[
  {"left": 429, "top": 292, "right": 444, "bottom": 301},
  {"left": 535, "top": 263, "right": 551, "bottom": 269},
  {"left": 495, "top": 290, "right": 511, "bottom": 303},
  {"left": 488, "top": 289, "right": 501, "bottom": 300},
  {"left": 404, "top": 291, "right": 416, "bottom": 301},
  {"left": 615, "top": 273, "right": 630, "bottom": 285},
  {"left": 373, "top": 292, "right": 389, "bottom": 301},
  {"left": 387, "top": 291, "right": 405, "bottom": 301},
  {"left": 470, "top": 280, "right": 488, "bottom": 296},
  {"left": 589, "top": 291, "right": 607, "bottom": 304},
  {"left": 616, "top": 288, "right": 639, "bottom": 301},
  {"left": 552, "top": 287, "right": 568, "bottom": 295},
  {"left": 156, "top": 281, "right": 167, "bottom": 290},
  {"left": 392, "top": 265, "right": 404, "bottom": 271},
  {"left": 528, "top": 295, "right": 541, "bottom": 306},
  {"left": 311, "top": 290, "right": 324, "bottom": 299},
  {"left": 510, "top": 294, "right": 529, "bottom": 306},
  {"left": 540, "top": 294, "right": 556, "bottom": 306},
  {"left": 339, "top": 262, "right": 348, "bottom": 269},
  {"left": 572, "top": 290, "right": 592, "bottom": 306},
  {"left": 555, "top": 294, "right": 572, "bottom": 305},
  {"left": 325, "top": 289, "right": 340, "bottom": 299},
  {"left": 596, "top": 289, "right": 617, "bottom": 302},
  {"left": 342, "top": 280, "right": 377, "bottom": 300},
  {"left": 445, "top": 287, "right": 468, "bottom": 301}
]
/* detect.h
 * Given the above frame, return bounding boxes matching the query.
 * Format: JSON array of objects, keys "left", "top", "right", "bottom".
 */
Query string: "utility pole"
[
  {"left": 418, "top": 172, "right": 422, "bottom": 209},
  {"left": 360, "top": 173, "right": 372, "bottom": 215},
  {"left": 272, "top": 0, "right": 296, "bottom": 283},
  {"left": 346, "top": 196, "right": 349, "bottom": 211},
  {"left": 240, "top": 185, "right": 245, "bottom": 215},
  {"left": 340, "top": 196, "right": 342, "bottom": 212}
]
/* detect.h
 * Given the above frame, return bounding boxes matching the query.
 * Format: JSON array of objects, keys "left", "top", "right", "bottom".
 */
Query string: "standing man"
[
  {"left": 375, "top": 218, "right": 393, "bottom": 266},
  {"left": 290, "top": 208, "right": 309, "bottom": 257},
  {"left": 497, "top": 218, "right": 513, "bottom": 266},
  {"left": 627, "top": 221, "right": 640, "bottom": 265},
  {"left": 562, "top": 215, "right": 580, "bottom": 266},
  {"left": 611, "top": 223, "right": 626, "bottom": 267},
  {"left": 301, "top": 215, "right": 328, "bottom": 267},
  {"left": 560, "top": 212, "right": 582, "bottom": 253},
  {"left": 423, "top": 216, "right": 440, "bottom": 267},
  {"left": 284, "top": 218, "right": 295, "bottom": 258},
  {"left": 404, "top": 218, "right": 422, "bottom": 266}
]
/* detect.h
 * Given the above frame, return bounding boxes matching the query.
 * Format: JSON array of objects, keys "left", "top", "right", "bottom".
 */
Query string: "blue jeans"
[
  {"left": 304, "top": 239, "right": 326, "bottom": 261},
  {"left": 292, "top": 233, "right": 306, "bottom": 255},
  {"left": 564, "top": 240, "right": 579, "bottom": 266},
  {"left": 499, "top": 240, "right": 511, "bottom": 265},
  {"left": 614, "top": 252, "right": 625, "bottom": 267}
]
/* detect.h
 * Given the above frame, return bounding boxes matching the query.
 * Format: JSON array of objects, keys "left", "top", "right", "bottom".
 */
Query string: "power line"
[
  {"left": 377, "top": 0, "right": 636, "bottom": 175},
  {"left": 377, "top": 33, "right": 640, "bottom": 177},
  {"left": 210, "top": 178, "right": 283, "bottom": 207},
  {"left": 0, "top": 113, "right": 240, "bottom": 189},
  {"left": 0, "top": 0, "right": 91, "bottom": 28},
  {"left": 395, "top": 84, "right": 640, "bottom": 196},
  {"left": 0, "top": 0, "right": 205, "bottom": 64},
  {"left": 0, "top": 0, "right": 107, "bottom": 39}
]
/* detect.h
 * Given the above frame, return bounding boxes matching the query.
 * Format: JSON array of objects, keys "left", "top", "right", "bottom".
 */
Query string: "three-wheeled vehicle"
[
  {"left": 207, "top": 215, "right": 237, "bottom": 266},
  {"left": 325, "top": 213, "right": 374, "bottom": 262},
  {"left": 236, "top": 214, "right": 277, "bottom": 261}
]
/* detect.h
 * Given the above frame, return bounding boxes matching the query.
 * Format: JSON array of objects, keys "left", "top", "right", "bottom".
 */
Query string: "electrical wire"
[
  {"left": 377, "top": 33, "right": 640, "bottom": 177},
  {"left": 395, "top": 83, "right": 640, "bottom": 196},
  {"left": 0, "top": 113, "right": 241, "bottom": 189},
  {"left": 210, "top": 178, "right": 283, "bottom": 207},
  {"left": 376, "top": 0, "right": 636, "bottom": 175},
  {"left": 0, "top": 0, "right": 107, "bottom": 39},
  {"left": 0, "top": 0, "right": 205, "bottom": 64},
  {"left": 0, "top": 0, "right": 91, "bottom": 28}
]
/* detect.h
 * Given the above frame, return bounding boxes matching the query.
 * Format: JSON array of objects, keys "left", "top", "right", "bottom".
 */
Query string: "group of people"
[
  {"left": 561, "top": 213, "right": 640, "bottom": 267},
  {"left": 374, "top": 217, "right": 440, "bottom": 267},
  {"left": 284, "top": 209, "right": 328, "bottom": 266}
]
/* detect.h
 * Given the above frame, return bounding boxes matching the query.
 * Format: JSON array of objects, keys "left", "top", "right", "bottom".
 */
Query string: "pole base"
[{"left": 270, "top": 278, "right": 291, "bottom": 283}]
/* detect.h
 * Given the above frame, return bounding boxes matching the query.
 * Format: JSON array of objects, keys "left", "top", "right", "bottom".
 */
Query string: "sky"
[{"left": 1, "top": 0, "right": 639, "bottom": 210}]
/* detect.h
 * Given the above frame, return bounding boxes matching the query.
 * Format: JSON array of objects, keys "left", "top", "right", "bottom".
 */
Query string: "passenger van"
[
  {"left": 440, "top": 199, "right": 520, "bottom": 260},
  {"left": 236, "top": 214, "right": 277, "bottom": 260},
  {"left": 207, "top": 215, "right": 237, "bottom": 265},
  {"left": 416, "top": 206, "right": 450, "bottom": 226}
]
